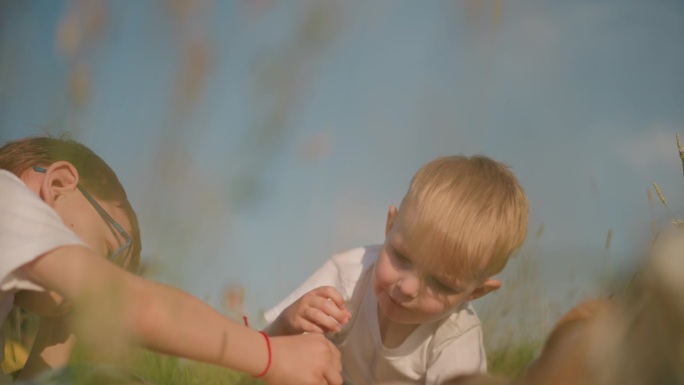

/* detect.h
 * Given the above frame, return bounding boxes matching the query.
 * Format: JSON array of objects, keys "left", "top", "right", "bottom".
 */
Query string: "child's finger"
[
  {"left": 298, "top": 318, "right": 325, "bottom": 334},
  {"left": 314, "top": 286, "right": 348, "bottom": 311},
  {"left": 316, "top": 297, "right": 351, "bottom": 326},
  {"left": 323, "top": 364, "right": 343, "bottom": 385},
  {"left": 304, "top": 306, "right": 343, "bottom": 333},
  {"left": 313, "top": 286, "right": 352, "bottom": 323}
]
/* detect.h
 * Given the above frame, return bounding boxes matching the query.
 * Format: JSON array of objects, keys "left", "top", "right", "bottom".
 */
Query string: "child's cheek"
[
  {"left": 372, "top": 267, "right": 390, "bottom": 299},
  {"left": 418, "top": 299, "right": 451, "bottom": 320},
  {"left": 374, "top": 258, "right": 395, "bottom": 288}
]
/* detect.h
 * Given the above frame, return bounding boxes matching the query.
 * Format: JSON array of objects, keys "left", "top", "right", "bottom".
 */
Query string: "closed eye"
[
  {"left": 429, "top": 277, "right": 460, "bottom": 294},
  {"left": 390, "top": 247, "right": 413, "bottom": 268}
]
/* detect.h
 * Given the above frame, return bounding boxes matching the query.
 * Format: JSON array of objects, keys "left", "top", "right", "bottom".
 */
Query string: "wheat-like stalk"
[
  {"left": 651, "top": 134, "right": 684, "bottom": 224},
  {"left": 653, "top": 182, "right": 672, "bottom": 213}
]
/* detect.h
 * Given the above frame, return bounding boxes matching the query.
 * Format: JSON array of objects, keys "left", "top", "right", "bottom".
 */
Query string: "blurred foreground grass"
[
  {"left": 76, "top": 337, "right": 539, "bottom": 384},
  {"left": 487, "top": 341, "right": 539, "bottom": 378},
  {"left": 117, "top": 351, "right": 256, "bottom": 385},
  {"left": 3, "top": 318, "right": 541, "bottom": 385},
  {"left": 120, "top": 340, "right": 539, "bottom": 384}
]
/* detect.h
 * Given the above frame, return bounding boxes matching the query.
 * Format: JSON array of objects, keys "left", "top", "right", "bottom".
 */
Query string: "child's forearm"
[
  {"left": 125, "top": 277, "right": 270, "bottom": 375},
  {"left": 22, "top": 245, "right": 343, "bottom": 385},
  {"left": 122, "top": 277, "right": 343, "bottom": 384},
  {"left": 23, "top": 245, "right": 269, "bottom": 375}
]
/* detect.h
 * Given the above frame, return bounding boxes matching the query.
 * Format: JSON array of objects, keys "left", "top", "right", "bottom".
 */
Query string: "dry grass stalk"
[{"left": 653, "top": 182, "right": 671, "bottom": 212}]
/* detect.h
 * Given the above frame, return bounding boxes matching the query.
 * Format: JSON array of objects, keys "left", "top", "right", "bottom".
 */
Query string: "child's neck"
[{"left": 377, "top": 306, "right": 420, "bottom": 349}]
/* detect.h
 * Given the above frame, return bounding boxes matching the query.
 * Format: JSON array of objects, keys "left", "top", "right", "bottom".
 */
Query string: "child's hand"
[
  {"left": 265, "top": 333, "right": 343, "bottom": 385},
  {"left": 277, "top": 286, "right": 352, "bottom": 335}
]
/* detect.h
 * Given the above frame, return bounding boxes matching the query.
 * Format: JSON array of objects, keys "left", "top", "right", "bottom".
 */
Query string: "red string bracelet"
[{"left": 253, "top": 331, "right": 272, "bottom": 378}]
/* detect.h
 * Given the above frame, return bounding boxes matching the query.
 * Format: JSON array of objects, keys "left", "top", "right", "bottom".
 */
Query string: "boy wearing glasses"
[
  {"left": 0, "top": 136, "right": 342, "bottom": 385},
  {"left": 264, "top": 155, "right": 529, "bottom": 384}
]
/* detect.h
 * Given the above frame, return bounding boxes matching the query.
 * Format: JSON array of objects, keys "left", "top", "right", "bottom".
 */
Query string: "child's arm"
[
  {"left": 265, "top": 286, "right": 351, "bottom": 336},
  {"left": 21, "top": 245, "right": 343, "bottom": 385}
]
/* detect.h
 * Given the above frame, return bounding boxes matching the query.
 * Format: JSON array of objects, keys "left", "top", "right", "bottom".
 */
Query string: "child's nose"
[{"left": 396, "top": 272, "right": 421, "bottom": 299}]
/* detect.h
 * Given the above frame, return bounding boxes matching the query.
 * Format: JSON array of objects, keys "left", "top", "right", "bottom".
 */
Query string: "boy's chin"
[
  {"left": 378, "top": 298, "right": 410, "bottom": 322},
  {"left": 378, "top": 301, "right": 440, "bottom": 325},
  {"left": 384, "top": 311, "right": 443, "bottom": 325}
]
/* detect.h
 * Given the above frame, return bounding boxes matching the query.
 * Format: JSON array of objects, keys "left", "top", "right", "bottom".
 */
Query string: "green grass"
[
  {"left": 128, "top": 351, "right": 260, "bottom": 385},
  {"left": 127, "top": 339, "right": 542, "bottom": 383},
  {"left": 115, "top": 337, "right": 541, "bottom": 384},
  {"left": 4, "top": 289, "right": 543, "bottom": 384},
  {"left": 6, "top": 330, "right": 539, "bottom": 384},
  {"left": 487, "top": 341, "right": 540, "bottom": 377}
]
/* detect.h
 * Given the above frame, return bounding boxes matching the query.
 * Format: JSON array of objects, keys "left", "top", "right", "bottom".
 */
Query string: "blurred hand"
[
  {"left": 264, "top": 333, "right": 343, "bottom": 385},
  {"left": 276, "top": 286, "right": 351, "bottom": 335}
]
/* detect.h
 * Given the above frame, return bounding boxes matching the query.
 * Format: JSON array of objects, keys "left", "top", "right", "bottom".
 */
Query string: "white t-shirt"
[
  {"left": 265, "top": 245, "right": 487, "bottom": 385},
  {"left": 0, "top": 170, "right": 85, "bottom": 366}
]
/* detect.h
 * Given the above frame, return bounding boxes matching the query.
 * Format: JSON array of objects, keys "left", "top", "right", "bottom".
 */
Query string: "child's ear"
[
  {"left": 385, "top": 205, "right": 398, "bottom": 236},
  {"left": 468, "top": 279, "right": 501, "bottom": 301},
  {"left": 39, "top": 161, "right": 80, "bottom": 206}
]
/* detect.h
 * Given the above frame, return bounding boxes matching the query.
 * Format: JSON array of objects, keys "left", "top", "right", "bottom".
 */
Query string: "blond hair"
[{"left": 399, "top": 155, "right": 528, "bottom": 281}]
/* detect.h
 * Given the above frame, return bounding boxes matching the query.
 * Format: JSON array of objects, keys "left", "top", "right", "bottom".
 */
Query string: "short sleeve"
[
  {"left": 0, "top": 170, "right": 85, "bottom": 291},
  {"left": 425, "top": 325, "right": 487, "bottom": 384}
]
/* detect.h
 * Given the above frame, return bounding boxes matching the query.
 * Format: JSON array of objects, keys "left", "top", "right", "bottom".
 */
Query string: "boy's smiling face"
[{"left": 372, "top": 205, "right": 500, "bottom": 325}]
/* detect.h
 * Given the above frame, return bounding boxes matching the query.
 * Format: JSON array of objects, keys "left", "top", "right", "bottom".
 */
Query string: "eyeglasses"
[{"left": 34, "top": 166, "right": 132, "bottom": 266}]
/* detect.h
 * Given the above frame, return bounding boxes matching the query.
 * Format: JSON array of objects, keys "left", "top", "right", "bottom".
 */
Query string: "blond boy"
[
  {"left": 0, "top": 136, "right": 342, "bottom": 385},
  {"left": 264, "top": 155, "right": 528, "bottom": 384}
]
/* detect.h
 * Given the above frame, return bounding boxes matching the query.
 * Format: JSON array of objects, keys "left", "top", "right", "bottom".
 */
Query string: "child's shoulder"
[
  {"left": 329, "top": 244, "right": 381, "bottom": 282},
  {"left": 327, "top": 244, "right": 381, "bottom": 303},
  {"left": 330, "top": 244, "right": 381, "bottom": 268},
  {"left": 431, "top": 302, "right": 483, "bottom": 350}
]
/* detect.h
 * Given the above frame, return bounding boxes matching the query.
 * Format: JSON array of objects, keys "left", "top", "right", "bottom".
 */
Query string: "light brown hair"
[
  {"left": 0, "top": 136, "right": 142, "bottom": 271},
  {"left": 399, "top": 155, "right": 528, "bottom": 281}
]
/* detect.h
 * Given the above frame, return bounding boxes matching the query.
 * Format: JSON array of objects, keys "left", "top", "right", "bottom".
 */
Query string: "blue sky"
[{"left": 1, "top": 0, "right": 683, "bottom": 325}]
